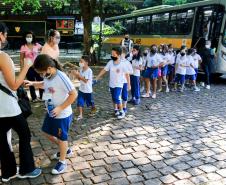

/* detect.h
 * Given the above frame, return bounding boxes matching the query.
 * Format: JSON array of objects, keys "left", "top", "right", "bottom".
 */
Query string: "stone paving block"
[
  {"left": 190, "top": 175, "right": 209, "bottom": 184},
  {"left": 159, "top": 166, "right": 177, "bottom": 175},
  {"left": 127, "top": 175, "right": 144, "bottom": 183},
  {"left": 93, "top": 152, "right": 107, "bottom": 160},
  {"left": 104, "top": 156, "right": 119, "bottom": 164},
  {"left": 81, "top": 169, "right": 94, "bottom": 178},
  {"left": 217, "top": 169, "right": 226, "bottom": 177},
  {"left": 62, "top": 171, "right": 83, "bottom": 181},
  {"left": 139, "top": 164, "right": 155, "bottom": 172},
  {"left": 160, "top": 174, "right": 178, "bottom": 184},
  {"left": 173, "top": 162, "right": 191, "bottom": 171},
  {"left": 144, "top": 178, "right": 162, "bottom": 185},
  {"left": 119, "top": 148, "right": 134, "bottom": 155},
  {"left": 118, "top": 154, "right": 134, "bottom": 161},
  {"left": 93, "top": 167, "right": 107, "bottom": 176},
  {"left": 82, "top": 178, "right": 93, "bottom": 185},
  {"left": 132, "top": 151, "right": 147, "bottom": 158},
  {"left": 173, "top": 179, "right": 195, "bottom": 185},
  {"left": 133, "top": 158, "right": 151, "bottom": 166},
  {"left": 65, "top": 180, "right": 83, "bottom": 185},
  {"left": 45, "top": 174, "right": 63, "bottom": 184},
  {"left": 110, "top": 170, "right": 126, "bottom": 179},
  {"left": 29, "top": 175, "right": 45, "bottom": 185},
  {"left": 121, "top": 161, "right": 134, "bottom": 168},
  {"left": 106, "top": 163, "right": 122, "bottom": 172},
  {"left": 199, "top": 164, "right": 218, "bottom": 173},
  {"left": 143, "top": 170, "right": 162, "bottom": 179},
  {"left": 125, "top": 168, "right": 141, "bottom": 175},
  {"left": 91, "top": 174, "right": 111, "bottom": 184},
  {"left": 108, "top": 177, "right": 130, "bottom": 185},
  {"left": 90, "top": 160, "right": 106, "bottom": 167},
  {"left": 206, "top": 172, "right": 222, "bottom": 181},
  {"left": 73, "top": 161, "right": 91, "bottom": 170},
  {"left": 174, "top": 171, "right": 192, "bottom": 180}
]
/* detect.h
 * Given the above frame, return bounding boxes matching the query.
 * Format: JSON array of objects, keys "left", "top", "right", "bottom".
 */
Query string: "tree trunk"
[
  {"left": 79, "top": 0, "right": 96, "bottom": 56},
  {"left": 97, "top": 0, "right": 103, "bottom": 63}
]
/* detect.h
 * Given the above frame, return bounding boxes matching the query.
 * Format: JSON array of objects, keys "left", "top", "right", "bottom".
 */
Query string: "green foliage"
[
  {"left": 143, "top": 0, "right": 203, "bottom": 6},
  {"left": 2, "top": 0, "right": 67, "bottom": 14},
  {"left": 92, "top": 21, "right": 125, "bottom": 44}
]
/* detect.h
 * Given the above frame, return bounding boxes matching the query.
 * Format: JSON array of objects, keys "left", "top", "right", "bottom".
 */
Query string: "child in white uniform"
[
  {"left": 72, "top": 56, "right": 96, "bottom": 121},
  {"left": 96, "top": 47, "right": 130, "bottom": 119},
  {"left": 174, "top": 49, "right": 188, "bottom": 92},
  {"left": 26, "top": 54, "right": 77, "bottom": 175},
  {"left": 186, "top": 49, "right": 200, "bottom": 91},
  {"left": 192, "top": 48, "right": 202, "bottom": 79}
]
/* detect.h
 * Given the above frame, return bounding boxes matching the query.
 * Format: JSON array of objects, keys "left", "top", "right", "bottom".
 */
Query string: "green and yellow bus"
[{"left": 103, "top": 0, "right": 226, "bottom": 73}]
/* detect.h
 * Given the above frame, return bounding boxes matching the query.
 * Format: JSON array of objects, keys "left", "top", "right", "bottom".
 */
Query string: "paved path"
[{"left": 1, "top": 70, "right": 226, "bottom": 185}]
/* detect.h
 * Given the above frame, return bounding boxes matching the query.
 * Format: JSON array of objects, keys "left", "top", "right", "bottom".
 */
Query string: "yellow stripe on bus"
[{"left": 104, "top": 37, "right": 192, "bottom": 49}]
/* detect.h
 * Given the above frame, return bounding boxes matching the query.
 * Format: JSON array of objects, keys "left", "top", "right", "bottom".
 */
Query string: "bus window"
[
  {"left": 135, "top": 15, "right": 151, "bottom": 35},
  {"left": 151, "top": 13, "right": 169, "bottom": 35},
  {"left": 168, "top": 12, "right": 177, "bottom": 34},
  {"left": 176, "top": 9, "right": 194, "bottom": 35},
  {"left": 222, "top": 21, "right": 226, "bottom": 47},
  {"left": 125, "top": 17, "right": 135, "bottom": 34}
]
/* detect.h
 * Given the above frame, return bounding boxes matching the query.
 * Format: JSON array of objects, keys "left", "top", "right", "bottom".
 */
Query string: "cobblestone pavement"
[{"left": 1, "top": 69, "right": 226, "bottom": 185}]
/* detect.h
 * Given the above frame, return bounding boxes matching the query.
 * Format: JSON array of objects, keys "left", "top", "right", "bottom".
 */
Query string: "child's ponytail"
[{"left": 34, "top": 54, "right": 63, "bottom": 71}]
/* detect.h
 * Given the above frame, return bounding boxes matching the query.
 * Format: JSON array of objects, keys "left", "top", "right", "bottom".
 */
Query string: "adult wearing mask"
[
  {"left": 41, "top": 29, "right": 60, "bottom": 60},
  {"left": 200, "top": 40, "right": 214, "bottom": 89},
  {"left": 0, "top": 22, "right": 41, "bottom": 183},
  {"left": 121, "top": 33, "right": 133, "bottom": 54},
  {"left": 20, "top": 31, "right": 43, "bottom": 102}
]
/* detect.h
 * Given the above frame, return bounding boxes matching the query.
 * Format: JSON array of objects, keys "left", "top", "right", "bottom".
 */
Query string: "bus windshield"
[{"left": 223, "top": 21, "right": 226, "bottom": 47}]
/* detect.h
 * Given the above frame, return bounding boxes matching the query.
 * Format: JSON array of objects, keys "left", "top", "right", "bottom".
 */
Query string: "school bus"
[{"left": 103, "top": 0, "right": 226, "bottom": 74}]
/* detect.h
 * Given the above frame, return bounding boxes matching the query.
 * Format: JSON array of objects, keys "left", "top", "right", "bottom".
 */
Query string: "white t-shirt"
[
  {"left": 168, "top": 52, "right": 176, "bottom": 65},
  {"left": 192, "top": 53, "right": 202, "bottom": 69},
  {"left": 159, "top": 53, "right": 170, "bottom": 66},
  {"left": 186, "top": 55, "right": 196, "bottom": 75},
  {"left": 176, "top": 55, "right": 188, "bottom": 75},
  {"left": 132, "top": 57, "right": 143, "bottom": 76},
  {"left": 147, "top": 53, "right": 161, "bottom": 68},
  {"left": 43, "top": 70, "right": 75, "bottom": 119},
  {"left": 104, "top": 60, "right": 128, "bottom": 88},
  {"left": 121, "top": 58, "right": 133, "bottom": 83},
  {"left": 0, "top": 52, "right": 21, "bottom": 118},
  {"left": 79, "top": 67, "right": 93, "bottom": 93}
]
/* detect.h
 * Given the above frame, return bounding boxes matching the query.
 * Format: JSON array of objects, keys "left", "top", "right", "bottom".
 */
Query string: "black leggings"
[
  {"left": 0, "top": 114, "right": 35, "bottom": 178},
  {"left": 26, "top": 67, "right": 43, "bottom": 100}
]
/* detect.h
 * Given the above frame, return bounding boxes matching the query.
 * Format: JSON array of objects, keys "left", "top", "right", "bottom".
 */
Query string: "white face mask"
[
  {"left": 26, "top": 37, "right": 32, "bottom": 43},
  {"left": 79, "top": 63, "right": 84, "bottom": 68},
  {"left": 205, "top": 44, "right": 210, "bottom": 49},
  {"left": 55, "top": 38, "right": 60, "bottom": 45}
]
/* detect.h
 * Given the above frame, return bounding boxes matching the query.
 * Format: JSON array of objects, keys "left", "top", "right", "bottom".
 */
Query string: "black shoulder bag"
[{"left": 0, "top": 84, "right": 32, "bottom": 118}]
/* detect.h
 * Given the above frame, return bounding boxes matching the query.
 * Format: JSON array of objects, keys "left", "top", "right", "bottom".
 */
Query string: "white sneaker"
[
  {"left": 200, "top": 82, "right": 205, "bottom": 87},
  {"left": 157, "top": 88, "right": 162, "bottom": 92},
  {"left": 166, "top": 87, "right": 170, "bottom": 93},
  {"left": 141, "top": 93, "right": 150, "bottom": 98},
  {"left": 140, "top": 86, "right": 145, "bottom": 93},
  {"left": 152, "top": 94, "right": 156, "bottom": 99},
  {"left": 117, "top": 111, "right": 125, "bottom": 119},
  {"left": 206, "top": 85, "right": 210, "bottom": 90},
  {"left": 194, "top": 86, "right": 200, "bottom": 92}
]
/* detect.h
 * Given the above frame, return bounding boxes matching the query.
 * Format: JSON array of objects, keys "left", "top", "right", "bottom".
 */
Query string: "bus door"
[{"left": 192, "top": 5, "right": 224, "bottom": 50}]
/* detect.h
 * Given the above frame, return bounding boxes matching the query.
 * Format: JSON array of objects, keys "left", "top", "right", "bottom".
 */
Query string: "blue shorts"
[
  {"left": 77, "top": 90, "right": 94, "bottom": 107},
  {"left": 174, "top": 74, "right": 185, "bottom": 84},
  {"left": 168, "top": 65, "right": 175, "bottom": 75},
  {"left": 42, "top": 114, "right": 73, "bottom": 141},
  {"left": 144, "top": 67, "right": 158, "bottom": 79},
  {"left": 195, "top": 68, "right": 198, "bottom": 78},
  {"left": 110, "top": 87, "right": 122, "bottom": 104},
  {"left": 122, "top": 83, "right": 128, "bottom": 102},
  {"left": 186, "top": 74, "right": 196, "bottom": 81},
  {"left": 141, "top": 70, "right": 146, "bottom": 78},
  {"left": 161, "top": 65, "right": 168, "bottom": 77}
]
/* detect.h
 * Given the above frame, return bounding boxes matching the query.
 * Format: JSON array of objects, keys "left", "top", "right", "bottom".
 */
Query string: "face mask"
[
  {"left": 181, "top": 52, "right": 186, "bottom": 56},
  {"left": 111, "top": 56, "right": 118, "bottom": 61},
  {"left": 143, "top": 53, "right": 148, "bottom": 57},
  {"left": 44, "top": 73, "right": 52, "bottom": 79},
  {"left": 79, "top": 63, "right": 84, "bottom": 68},
  {"left": 0, "top": 40, "right": 8, "bottom": 50},
  {"left": 26, "top": 37, "right": 32, "bottom": 43},
  {"left": 55, "top": 38, "right": 60, "bottom": 45},
  {"left": 151, "top": 49, "right": 156, "bottom": 54},
  {"left": 125, "top": 37, "right": 129, "bottom": 40},
  {"left": 159, "top": 49, "right": 163, "bottom": 53},
  {"left": 205, "top": 44, "right": 210, "bottom": 49}
]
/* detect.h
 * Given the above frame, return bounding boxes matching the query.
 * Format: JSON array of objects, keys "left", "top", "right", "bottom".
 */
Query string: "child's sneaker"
[
  {"left": 141, "top": 93, "right": 150, "bottom": 98},
  {"left": 157, "top": 88, "right": 162, "bottom": 92},
  {"left": 18, "top": 168, "right": 42, "bottom": 179},
  {"left": 77, "top": 115, "right": 83, "bottom": 121},
  {"left": 123, "top": 108, "right": 127, "bottom": 113},
  {"left": 51, "top": 161, "right": 67, "bottom": 175},
  {"left": 206, "top": 85, "right": 210, "bottom": 90},
  {"left": 134, "top": 99, "right": 140, "bottom": 105},
  {"left": 117, "top": 111, "right": 125, "bottom": 119},
  {"left": 2, "top": 174, "right": 17, "bottom": 182},
  {"left": 52, "top": 148, "right": 73, "bottom": 160},
  {"left": 166, "top": 87, "right": 170, "bottom": 93},
  {"left": 152, "top": 94, "right": 156, "bottom": 99},
  {"left": 193, "top": 86, "right": 200, "bottom": 92},
  {"left": 114, "top": 110, "right": 120, "bottom": 116}
]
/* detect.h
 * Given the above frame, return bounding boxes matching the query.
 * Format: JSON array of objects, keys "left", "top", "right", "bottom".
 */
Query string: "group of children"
[{"left": 23, "top": 43, "right": 203, "bottom": 176}]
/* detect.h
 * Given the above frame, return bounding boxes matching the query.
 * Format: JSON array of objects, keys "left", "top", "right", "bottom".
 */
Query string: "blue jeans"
[
  {"left": 203, "top": 63, "right": 212, "bottom": 85},
  {"left": 130, "top": 75, "right": 140, "bottom": 100}
]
